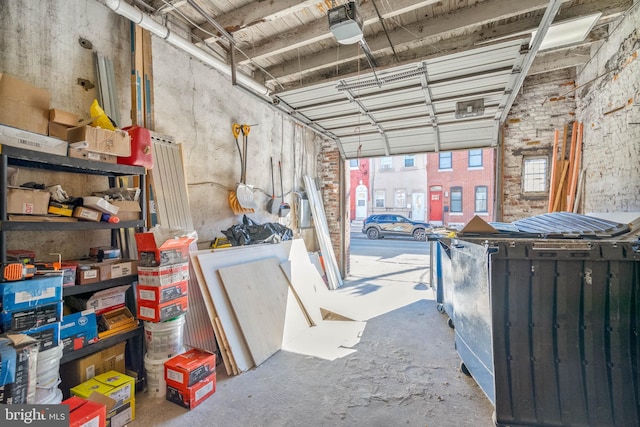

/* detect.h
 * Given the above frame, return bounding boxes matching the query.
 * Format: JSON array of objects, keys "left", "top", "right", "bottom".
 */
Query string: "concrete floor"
[{"left": 133, "top": 236, "right": 495, "bottom": 426}]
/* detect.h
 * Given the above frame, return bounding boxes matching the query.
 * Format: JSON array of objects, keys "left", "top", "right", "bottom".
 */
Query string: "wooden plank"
[
  {"left": 141, "top": 28, "right": 154, "bottom": 130},
  {"left": 567, "top": 122, "right": 584, "bottom": 211},
  {"left": 214, "top": 316, "right": 238, "bottom": 376},
  {"left": 552, "top": 161, "right": 570, "bottom": 212},
  {"left": 217, "top": 258, "right": 289, "bottom": 367},
  {"left": 547, "top": 130, "right": 559, "bottom": 212},
  {"left": 131, "top": 24, "right": 144, "bottom": 127},
  {"left": 565, "top": 121, "right": 578, "bottom": 211},
  {"left": 280, "top": 261, "right": 313, "bottom": 327}
]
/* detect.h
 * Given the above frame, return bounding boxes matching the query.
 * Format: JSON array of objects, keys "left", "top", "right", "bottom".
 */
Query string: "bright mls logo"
[{"left": 2, "top": 405, "right": 68, "bottom": 427}]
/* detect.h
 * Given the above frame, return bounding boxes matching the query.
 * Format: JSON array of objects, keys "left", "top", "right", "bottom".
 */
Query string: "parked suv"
[{"left": 361, "top": 214, "right": 432, "bottom": 241}]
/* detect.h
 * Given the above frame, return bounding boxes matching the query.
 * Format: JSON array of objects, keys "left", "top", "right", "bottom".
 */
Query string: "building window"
[
  {"left": 349, "top": 159, "right": 359, "bottom": 169},
  {"left": 469, "top": 149, "right": 483, "bottom": 168},
  {"left": 395, "top": 190, "right": 406, "bottom": 208},
  {"left": 475, "top": 186, "right": 488, "bottom": 212},
  {"left": 404, "top": 155, "right": 415, "bottom": 168},
  {"left": 450, "top": 186, "right": 462, "bottom": 213},
  {"left": 380, "top": 157, "right": 392, "bottom": 170},
  {"left": 375, "top": 191, "right": 385, "bottom": 208},
  {"left": 439, "top": 152, "right": 452, "bottom": 170},
  {"left": 523, "top": 157, "right": 547, "bottom": 192}
]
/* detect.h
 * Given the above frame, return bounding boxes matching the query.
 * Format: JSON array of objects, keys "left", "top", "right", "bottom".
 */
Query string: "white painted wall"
[
  {"left": 575, "top": 6, "right": 640, "bottom": 213},
  {"left": 0, "top": 0, "right": 326, "bottom": 256}
]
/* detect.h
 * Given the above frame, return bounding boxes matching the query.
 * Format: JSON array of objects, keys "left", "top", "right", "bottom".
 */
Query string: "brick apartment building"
[{"left": 426, "top": 148, "right": 496, "bottom": 228}]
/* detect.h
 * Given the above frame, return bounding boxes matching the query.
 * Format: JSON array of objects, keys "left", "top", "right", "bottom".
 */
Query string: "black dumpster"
[{"left": 448, "top": 236, "right": 640, "bottom": 426}]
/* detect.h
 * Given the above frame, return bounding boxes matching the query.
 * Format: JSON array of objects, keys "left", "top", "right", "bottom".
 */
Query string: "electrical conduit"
[{"left": 104, "top": 0, "right": 270, "bottom": 97}]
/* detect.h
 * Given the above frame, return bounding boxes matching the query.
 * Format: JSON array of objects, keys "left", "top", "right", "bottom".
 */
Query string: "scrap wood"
[
  {"left": 214, "top": 316, "right": 238, "bottom": 376},
  {"left": 567, "top": 123, "right": 584, "bottom": 211},
  {"left": 552, "top": 161, "right": 570, "bottom": 213},
  {"left": 547, "top": 129, "right": 560, "bottom": 212}
]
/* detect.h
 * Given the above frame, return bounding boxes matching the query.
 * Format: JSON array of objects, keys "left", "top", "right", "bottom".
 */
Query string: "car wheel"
[
  {"left": 366, "top": 228, "right": 380, "bottom": 240},
  {"left": 413, "top": 228, "right": 426, "bottom": 241}
]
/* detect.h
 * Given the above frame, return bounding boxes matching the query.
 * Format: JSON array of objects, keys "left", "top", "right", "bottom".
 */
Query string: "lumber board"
[
  {"left": 195, "top": 241, "right": 294, "bottom": 372},
  {"left": 214, "top": 316, "right": 238, "bottom": 376},
  {"left": 218, "top": 258, "right": 289, "bottom": 367},
  {"left": 547, "top": 130, "right": 559, "bottom": 212},
  {"left": 142, "top": 28, "right": 154, "bottom": 129},
  {"left": 280, "top": 261, "right": 313, "bottom": 327}
]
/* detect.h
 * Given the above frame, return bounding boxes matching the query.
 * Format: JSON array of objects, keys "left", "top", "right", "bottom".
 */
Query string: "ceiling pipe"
[{"left": 104, "top": 0, "right": 270, "bottom": 97}]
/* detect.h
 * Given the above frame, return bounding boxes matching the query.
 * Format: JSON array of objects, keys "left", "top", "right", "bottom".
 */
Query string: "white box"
[{"left": 0, "top": 124, "right": 68, "bottom": 156}]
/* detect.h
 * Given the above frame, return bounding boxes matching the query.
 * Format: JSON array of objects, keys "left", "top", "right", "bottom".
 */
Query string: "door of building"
[
  {"left": 355, "top": 184, "right": 368, "bottom": 219},
  {"left": 429, "top": 186, "right": 443, "bottom": 224},
  {"left": 411, "top": 192, "right": 425, "bottom": 221}
]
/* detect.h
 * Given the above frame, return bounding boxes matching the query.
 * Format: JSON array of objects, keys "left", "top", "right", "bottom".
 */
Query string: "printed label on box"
[
  {"left": 195, "top": 380, "right": 214, "bottom": 402},
  {"left": 83, "top": 270, "right": 98, "bottom": 279},
  {"left": 111, "top": 406, "right": 132, "bottom": 427},
  {"left": 139, "top": 306, "right": 154, "bottom": 319},
  {"left": 14, "top": 287, "right": 57, "bottom": 304},
  {"left": 139, "top": 290, "right": 155, "bottom": 301},
  {"left": 110, "top": 383, "right": 131, "bottom": 403},
  {"left": 166, "top": 369, "right": 184, "bottom": 384}
]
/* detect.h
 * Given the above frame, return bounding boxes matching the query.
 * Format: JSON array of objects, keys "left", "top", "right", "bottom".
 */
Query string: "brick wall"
[
  {"left": 575, "top": 7, "right": 640, "bottom": 213},
  {"left": 319, "top": 139, "right": 349, "bottom": 276},
  {"left": 501, "top": 68, "right": 577, "bottom": 222}
]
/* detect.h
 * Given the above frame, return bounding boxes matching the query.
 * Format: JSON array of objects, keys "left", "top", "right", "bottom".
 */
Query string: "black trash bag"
[{"left": 222, "top": 215, "right": 293, "bottom": 246}]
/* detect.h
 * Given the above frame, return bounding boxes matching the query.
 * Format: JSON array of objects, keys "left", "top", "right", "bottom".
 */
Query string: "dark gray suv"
[{"left": 361, "top": 214, "right": 432, "bottom": 241}]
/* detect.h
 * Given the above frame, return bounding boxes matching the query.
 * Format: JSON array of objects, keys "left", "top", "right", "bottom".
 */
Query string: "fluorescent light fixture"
[{"left": 532, "top": 13, "right": 602, "bottom": 51}]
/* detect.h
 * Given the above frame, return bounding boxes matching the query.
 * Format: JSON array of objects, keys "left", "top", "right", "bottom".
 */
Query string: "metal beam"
[
  {"left": 498, "top": 0, "right": 563, "bottom": 125},
  {"left": 419, "top": 63, "right": 440, "bottom": 152}
]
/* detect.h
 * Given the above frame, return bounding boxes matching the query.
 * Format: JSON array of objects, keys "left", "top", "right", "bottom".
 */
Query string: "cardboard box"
[
  {"left": 0, "top": 124, "right": 68, "bottom": 156},
  {"left": 134, "top": 232, "right": 194, "bottom": 267},
  {"left": 7, "top": 186, "right": 51, "bottom": 215},
  {"left": 60, "top": 342, "right": 126, "bottom": 389},
  {"left": 22, "top": 321, "right": 60, "bottom": 352},
  {"left": 60, "top": 309, "right": 98, "bottom": 355},
  {"left": 1, "top": 301, "right": 62, "bottom": 333},
  {"left": 138, "top": 295, "right": 188, "bottom": 322},
  {"left": 73, "top": 206, "right": 102, "bottom": 222},
  {"left": 75, "top": 264, "right": 101, "bottom": 286},
  {"left": 61, "top": 263, "right": 78, "bottom": 287},
  {"left": 137, "top": 262, "right": 189, "bottom": 286},
  {"left": 166, "top": 372, "right": 216, "bottom": 410},
  {"left": 94, "top": 260, "right": 138, "bottom": 282},
  {"left": 111, "top": 201, "right": 141, "bottom": 222},
  {"left": 66, "top": 285, "right": 130, "bottom": 315},
  {"left": 0, "top": 73, "right": 50, "bottom": 135},
  {"left": 63, "top": 395, "right": 108, "bottom": 427},
  {"left": 83, "top": 196, "right": 120, "bottom": 215},
  {"left": 0, "top": 275, "right": 63, "bottom": 312},
  {"left": 0, "top": 333, "right": 39, "bottom": 404},
  {"left": 106, "top": 396, "right": 135, "bottom": 427},
  {"left": 48, "top": 202, "right": 74, "bottom": 217},
  {"left": 137, "top": 280, "right": 188, "bottom": 304},
  {"left": 71, "top": 370, "right": 135, "bottom": 408},
  {"left": 68, "top": 126, "right": 131, "bottom": 157},
  {"left": 48, "top": 121, "right": 71, "bottom": 140},
  {"left": 49, "top": 108, "right": 80, "bottom": 127},
  {"left": 68, "top": 146, "right": 117, "bottom": 163},
  {"left": 164, "top": 348, "right": 216, "bottom": 389}
]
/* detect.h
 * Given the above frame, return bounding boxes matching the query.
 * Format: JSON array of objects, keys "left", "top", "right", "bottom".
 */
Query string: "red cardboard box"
[
  {"left": 164, "top": 348, "right": 216, "bottom": 389},
  {"left": 63, "top": 395, "right": 108, "bottom": 427},
  {"left": 166, "top": 373, "right": 216, "bottom": 410},
  {"left": 137, "top": 295, "right": 188, "bottom": 322},
  {"left": 137, "top": 262, "right": 190, "bottom": 286},
  {"left": 134, "top": 232, "right": 194, "bottom": 267},
  {"left": 137, "top": 280, "right": 188, "bottom": 305}
]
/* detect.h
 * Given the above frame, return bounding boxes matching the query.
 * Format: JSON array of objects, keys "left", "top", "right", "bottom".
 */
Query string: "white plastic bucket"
[
  {"left": 144, "top": 315, "right": 185, "bottom": 360},
  {"left": 36, "top": 344, "right": 63, "bottom": 387},
  {"left": 35, "top": 386, "right": 62, "bottom": 405},
  {"left": 144, "top": 353, "right": 170, "bottom": 398}
]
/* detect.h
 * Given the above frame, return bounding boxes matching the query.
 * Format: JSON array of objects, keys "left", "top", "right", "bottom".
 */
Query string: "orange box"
[
  {"left": 164, "top": 348, "right": 216, "bottom": 389},
  {"left": 63, "top": 395, "right": 108, "bottom": 427},
  {"left": 137, "top": 295, "right": 188, "bottom": 322},
  {"left": 137, "top": 280, "right": 188, "bottom": 304},
  {"left": 166, "top": 373, "right": 216, "bottom": 410},
  {"left": 134, "top": 232, "right": 194, "bottom": 267}
]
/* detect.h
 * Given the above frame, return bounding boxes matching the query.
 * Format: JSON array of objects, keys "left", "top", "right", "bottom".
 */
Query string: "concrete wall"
[
  {"left": 0, "top": 0, "right": 329, "bottom": 259},
  {"left": 575, "top": 6, "right": 640, "bottom": 213},
  {"left": 501, "top": 69, "right": 577, "bottom": 222}
]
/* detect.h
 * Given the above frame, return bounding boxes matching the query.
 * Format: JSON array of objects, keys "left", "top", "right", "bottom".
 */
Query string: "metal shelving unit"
[{"left": 0, "top": 144, "right": 147, "bottom": 394}]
